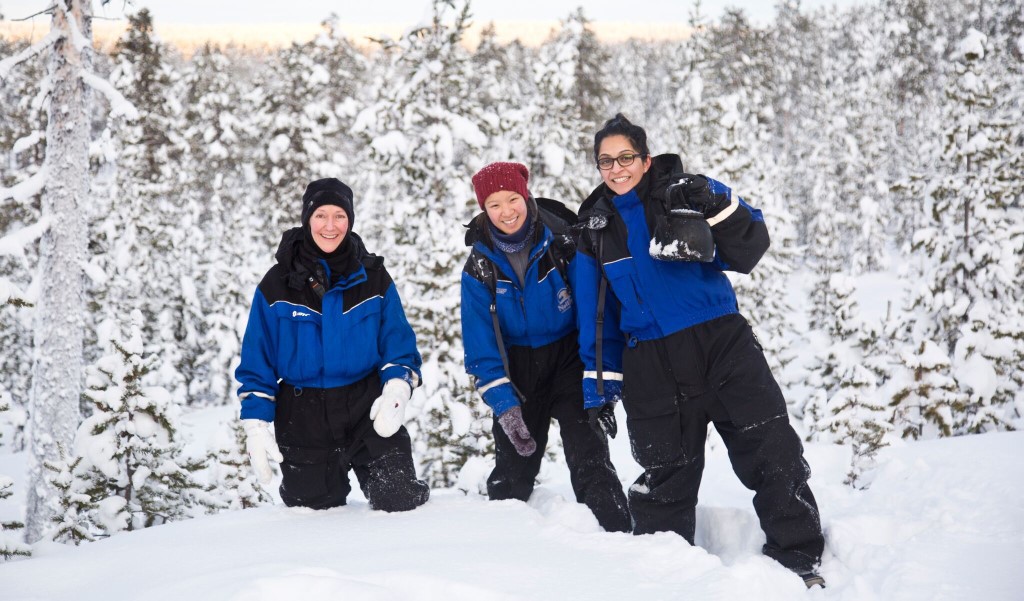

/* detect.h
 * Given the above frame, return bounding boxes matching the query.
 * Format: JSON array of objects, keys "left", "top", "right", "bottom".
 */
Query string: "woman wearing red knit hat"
[{"left": 459, "top": 162, "right": 631, "bottom": 532}]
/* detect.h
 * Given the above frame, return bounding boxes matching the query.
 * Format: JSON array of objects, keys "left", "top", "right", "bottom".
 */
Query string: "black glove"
[
  {"left": 667, "top": 174, "right": 729, "bottom": 218},
  {"left": 587, "top": 403, "right": 618, "bottom": 439}
]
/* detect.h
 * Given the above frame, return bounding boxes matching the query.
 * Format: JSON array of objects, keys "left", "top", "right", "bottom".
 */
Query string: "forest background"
[{"left": 0, "top": 0, "right": 1022, "bottom": 555}]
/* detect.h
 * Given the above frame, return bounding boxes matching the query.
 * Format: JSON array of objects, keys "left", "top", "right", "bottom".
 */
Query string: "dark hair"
[{"left": 593, "top": 113, "right": 650, "bottom": 163}]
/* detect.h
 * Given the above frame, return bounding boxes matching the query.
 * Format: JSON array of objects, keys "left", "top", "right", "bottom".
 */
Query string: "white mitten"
[
  {"left": 369, "top": 379, "right": 412, "bottom": 438},
  {"left": 242, "top": 419, "right": 283, "bottom": 485}
]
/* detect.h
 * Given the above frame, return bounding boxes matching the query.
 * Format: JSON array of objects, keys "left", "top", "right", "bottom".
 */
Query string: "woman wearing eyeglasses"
[{"left": 574, "top": 114, "right": 826, "bottom": 588}]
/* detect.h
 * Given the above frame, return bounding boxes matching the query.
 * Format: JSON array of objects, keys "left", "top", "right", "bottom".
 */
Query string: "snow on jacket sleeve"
[
  {"left": 377, "top": 281, "right": 423, "bottom": 389},
  {"left": 236, "top": 288, "right": 280, "bottom": 422},
  {"left": 704, "top": 177, "right": 770, "bottom": 274},
  {"left": 460, "top": 271, "right": 520, "bottom": 417},
  {"left": 573, "top": 238, "right": 625, "bottom": 409}
]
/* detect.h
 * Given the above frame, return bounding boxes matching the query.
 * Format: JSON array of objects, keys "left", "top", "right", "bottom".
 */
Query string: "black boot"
[{"left": 800, "top": 572, "right": 826, "bottom": 589}]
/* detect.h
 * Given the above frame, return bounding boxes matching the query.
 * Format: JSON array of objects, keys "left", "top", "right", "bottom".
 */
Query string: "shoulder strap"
[
  {"left": 545, "top": 243, "right": 572, "bottom": 299},
  {"left": 593, "top": 229, "right": 608, "bottom": 397},
  {"left": 484, "top": 262, "right": 526, "bottom": 404}
]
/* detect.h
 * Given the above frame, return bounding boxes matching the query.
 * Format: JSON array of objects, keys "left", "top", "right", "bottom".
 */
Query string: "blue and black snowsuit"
[
  {"left": 575, "top": 154, "right": 824, "bottom": 571},
  {"left": 236, "top": 228, "right": 428, "bottom": 512},
  {"left": 460, "top": 207, "right": 631, "bottom": 532}
]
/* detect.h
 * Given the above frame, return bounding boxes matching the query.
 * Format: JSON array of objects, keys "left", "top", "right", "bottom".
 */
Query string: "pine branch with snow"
[
  {"left": 43, "top": 453, "right": 96, "bottom": 546},
  {"left": 890, "top": 339, "right": 968, "bottom": 439},
  {"left": 75, "top": 314, "right": 217, "bottom": 534},
  {"left": 0, "top": 397, "right": 31, "bottom": 561}
]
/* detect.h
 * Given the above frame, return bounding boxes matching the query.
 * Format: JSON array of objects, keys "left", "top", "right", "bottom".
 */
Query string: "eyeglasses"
[{"left": 597, "top": 153, "right": 646, "bottom": 170}]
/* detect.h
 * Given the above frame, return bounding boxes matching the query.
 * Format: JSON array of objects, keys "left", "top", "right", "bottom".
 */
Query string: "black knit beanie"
[{"left": 301, "top": 178, "right": 354, "bottom": 230}]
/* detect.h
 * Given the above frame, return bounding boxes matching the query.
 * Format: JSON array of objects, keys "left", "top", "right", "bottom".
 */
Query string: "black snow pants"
[
  {"left": 274, "top": 374, "right": 429, "bottom": 512},
  {"left": 487, "top": 333, "right": 632, "bottom": 533},
  {"left": 621, "top": 313, "right": 824, "bottom": 573}
]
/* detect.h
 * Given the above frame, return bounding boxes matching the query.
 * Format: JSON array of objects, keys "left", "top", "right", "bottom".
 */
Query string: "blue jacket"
[
  {"left": 236, "top": 230, "right": 422, "bottom": 421},
  {"left": 460, "top": 214, "right": 576, "bottom": 417},
  {"left": 575, "top": 154, "right": 769, "bottom": 408}
]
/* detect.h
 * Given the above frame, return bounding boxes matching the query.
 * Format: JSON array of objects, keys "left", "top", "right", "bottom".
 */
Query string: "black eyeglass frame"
[{"left": 596, "top": 152, "right": 648, "bottom": 170}]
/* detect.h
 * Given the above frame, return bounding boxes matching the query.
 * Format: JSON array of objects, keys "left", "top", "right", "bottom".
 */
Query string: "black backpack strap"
[
  {"left": 593, "top": 229, "right": 608, "bottom": 397},
  {"left": 545, "top": 243, "right": 572, "bottom": 299},
  {"left": 484, "top": 259, "right": 526, "bottom": 404}
]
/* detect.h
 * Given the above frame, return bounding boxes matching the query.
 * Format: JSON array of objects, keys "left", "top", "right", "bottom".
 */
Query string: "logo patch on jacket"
[
  {"left": 557, "top": 287, "right": 572, "bottom": 313},
  {"left": 270, "top": 301, "right": 320, "bottom": 321}
]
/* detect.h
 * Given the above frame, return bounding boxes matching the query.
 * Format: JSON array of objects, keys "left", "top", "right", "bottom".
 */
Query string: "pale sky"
[
  {"left": 4, "top": 0, "right": 861, "bottom": 26},
  {"left": 1, "top": 0, "right": 863, "bottom": 49}
]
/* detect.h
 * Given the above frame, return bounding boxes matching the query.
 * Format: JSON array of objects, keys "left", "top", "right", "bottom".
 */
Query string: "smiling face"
[
  {"left": 309, "top": 204, "right": 349, "bottom": 253},
  {"left": 484, "top": 190, "right": 528, "bottom": 235},
  {"left": 598, "top": 134, "right": 652, "bottom": 197}
]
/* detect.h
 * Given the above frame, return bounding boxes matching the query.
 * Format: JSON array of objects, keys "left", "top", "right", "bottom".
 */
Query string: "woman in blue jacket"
[
  {"left": 460, "top": 162, "right": 630, "bottom": 533},
  {"left": 236, "top": 177, "right": 428, "bottom": 512},
  {"left": 575, "top": 115, "right": 826, "bottom": 587}
]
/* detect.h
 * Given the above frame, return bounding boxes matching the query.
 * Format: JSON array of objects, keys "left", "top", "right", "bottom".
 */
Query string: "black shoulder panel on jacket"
[
  {"left": 257, "top": 263, "right": 320, "bottom": 308},
  {"left": 361, "top": 253, "right": 384, "bottom": 270},
  {"left": 463, "top": 247, "right": 497, "bottom": 286}
]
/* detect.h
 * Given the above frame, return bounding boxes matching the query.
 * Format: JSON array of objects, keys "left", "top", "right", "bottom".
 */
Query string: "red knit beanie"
[{"left": 472, "top": 162, "right": 530, "bottom": 209}]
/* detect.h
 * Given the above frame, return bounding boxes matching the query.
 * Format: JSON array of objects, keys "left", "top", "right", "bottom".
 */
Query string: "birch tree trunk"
[{"left": 24, "top": 0, "right": 92, "bottom": 543}]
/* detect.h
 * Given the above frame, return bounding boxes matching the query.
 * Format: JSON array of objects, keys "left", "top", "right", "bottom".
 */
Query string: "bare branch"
[{"left": 11, "top": 4, "right": 58, "bottom": 21}]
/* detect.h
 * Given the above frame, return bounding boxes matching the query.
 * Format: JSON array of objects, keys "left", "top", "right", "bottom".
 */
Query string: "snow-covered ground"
[{"left": 1, "top": 404, "right": 1022, "bottom": 600}]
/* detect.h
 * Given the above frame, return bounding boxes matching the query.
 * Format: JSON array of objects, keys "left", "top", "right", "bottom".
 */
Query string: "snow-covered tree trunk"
[{"left": 25, "top": 0, "right": 93, "bottom": 543}]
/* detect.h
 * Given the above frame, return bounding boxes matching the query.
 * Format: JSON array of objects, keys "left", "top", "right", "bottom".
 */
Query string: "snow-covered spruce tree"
[
  {"left": 603, "top": 38, "right": 673, "bottom": 142},
  {"left": 815, "top": 7, "right": 892, "bottom": 274},
  {"left": 249, "top": 34, "right": 341, "bottom": 250},
  {"left": 658, "top": 1, "right": 714, "bottom": 163},
  {"left": 828, "top": 361, "right": 891, "bottom": 489},
  {"left": 906, "top": 27, "right": 1019, "bottom": 435},
  {"left": 43, "top": 452, "right": 95, "bottom": 545},
  {"left": 353, "top": 0, "right": 490, "bottom": 487},
  {"left": 806, "top": 204, "right": 846, "bottom": 335},
  {"left": 308, "top": 15, "right": 371, "bottom": 181},
  {"left": 0, "top": 222, "right": 41, "bottom": 452},
  {"left": 1, "top": 0, "right": 136, "bottom": 543},
  {"left": 833, "top": 6, "right": 897, "bottom": 274},
  {"left": 811, "top": 275, "right": 893, "bottom": 487},
  {"left": 76, "top": 312, "right": 218, "bottom": 533},
  {"left": 207, "top": 420, "right": 273, "bottom": 511},
  {"left": 96, "top": 9, "right": 191, "bottom": 402},
  {"left": 803, "top": 273, "right": 857, "bottom": 440},
  {"left": 768, "top": 1, "right": 827, "bottom": 246},
  {"left": 877, "top": 0, "right": 956, "bottom": 244},
  {"left": 0, "top": 393, "right": 31, "bottom": 560},
  {"left": 525, "top": 8, "right": 608, "bottom": 202},
  {"left": 890, "top": 338, "right": 967, "bottom": 439},
  {"left": 176, "top": 43, "right": 264, "bottom": 406},
  {"left": 943, "top": 27, "right": 1022, "bottom": 432},
  {"left": 468, "top": 23, "right": 533, "bottom": 167}
]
